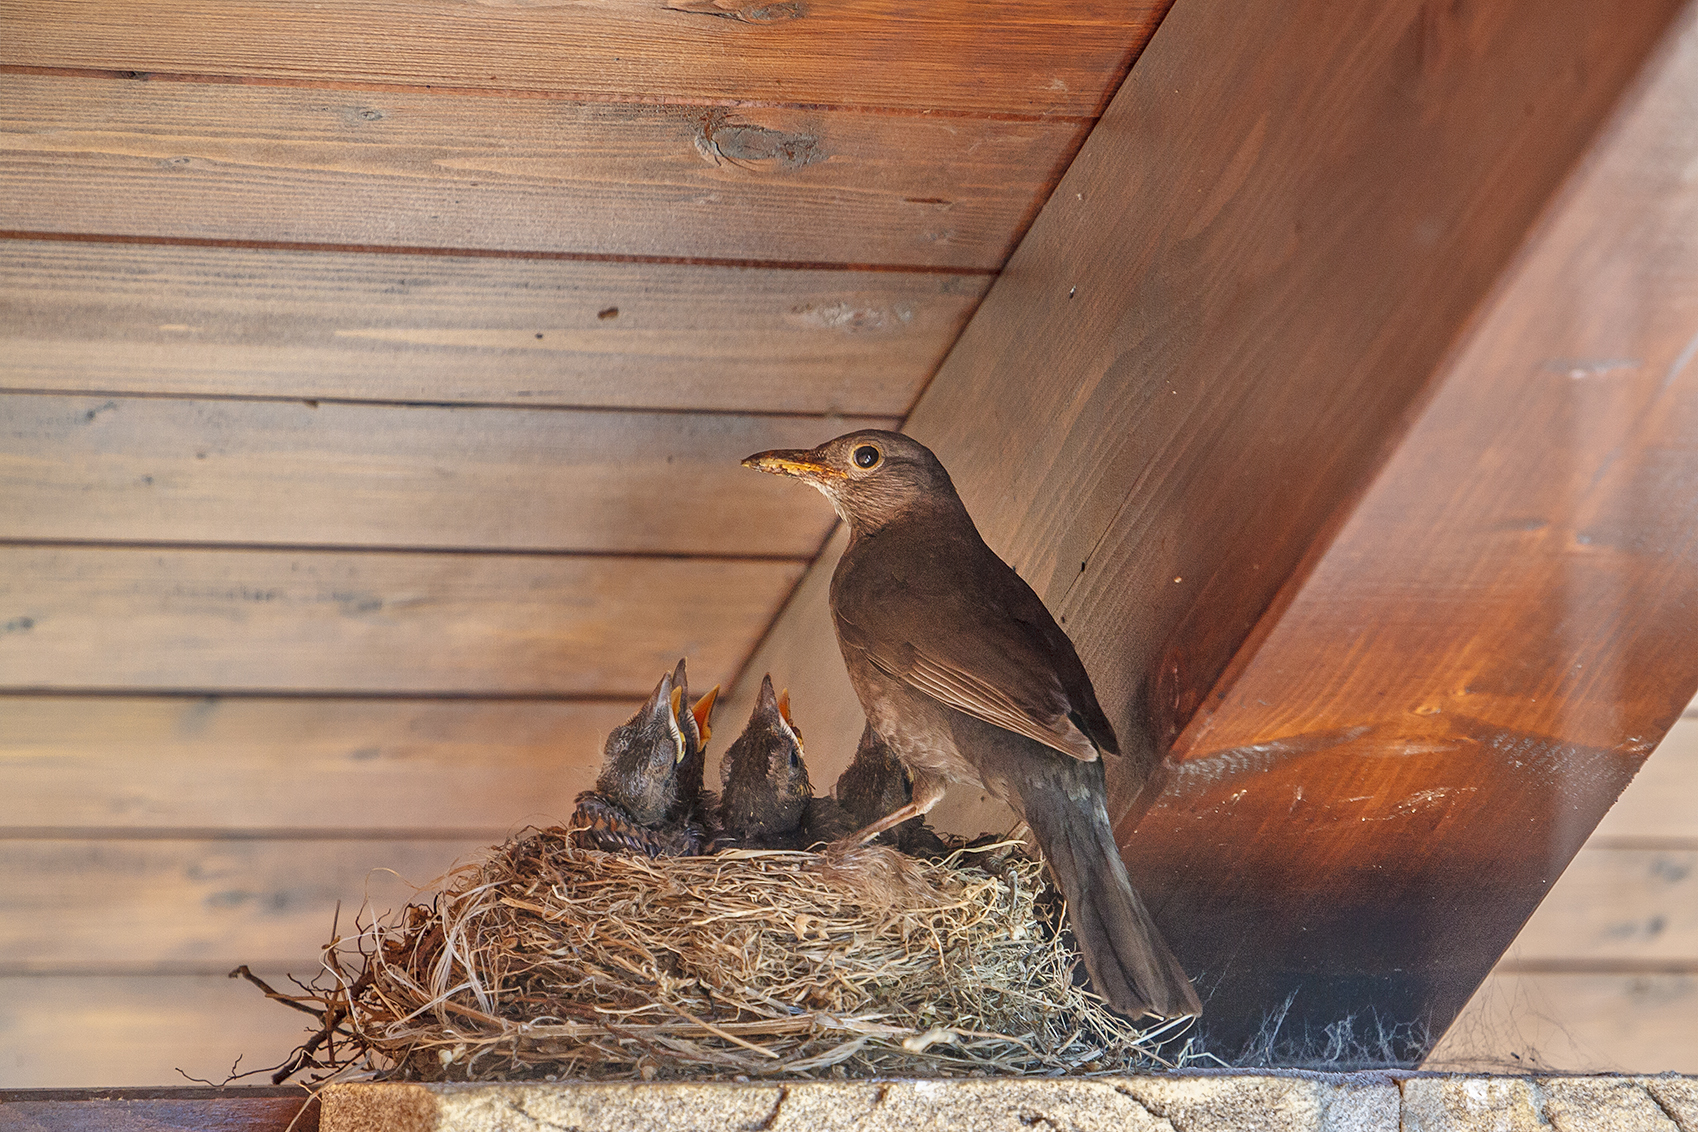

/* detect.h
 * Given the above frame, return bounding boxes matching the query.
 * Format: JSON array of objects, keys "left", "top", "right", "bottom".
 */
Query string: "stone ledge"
[{"left": 320, "top": 1072, "right": 1698, "bottom": 1131}]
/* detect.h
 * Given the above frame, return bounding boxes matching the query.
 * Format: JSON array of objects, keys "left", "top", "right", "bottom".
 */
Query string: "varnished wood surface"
[
  {"left": 0, "top": 76, "right": 1088, "bottom": 270},
  {"left": 0, "top": 1089, "right": 318, "bottom": 1131},
  {"left": 0, "top": 696, "right": 636, "bottom": 831},
  {"left": 0, "top": 547, "right": 801, "bottom": 693},
  {"left": 0, "top": 394, "right": 868, "bottom": 555},
  {"left": 737, "top": 0, "right": 1691, "bottom": 1065},
  {"left": 904, "top": 0, "right": 1687, "bottom": 801},
  {"left": 0, "top": 0, "right": 1168, "bottom": 117},
  {"left": 0, "top": 839, "right": 485, "bottom": 972},
  {"left": 0, "top": 241, "right": 985, "bottom": 414},
  {"left": 1126, "top": 4, "right": 1698, "bottom": 1063}
]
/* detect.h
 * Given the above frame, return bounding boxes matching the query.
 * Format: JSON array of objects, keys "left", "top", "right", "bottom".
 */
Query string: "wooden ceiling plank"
[
  {"left": 0, "top": 240, "right": 987, "bottom": 415},
  {"left": 1126, "top": 2, "right": 1698, "bottom": 1063},
  {"left": 0, "top": 394, "right": 882, "bottom": 556},
  {"left": 0, "top": 547, "right": 801, "bottom": 694},
  {"left": 0, "top": 0, "right": 1168, "bottom": 118},
  {"left": 0, "top": 74, "right": 1091, "bottom": 270},
  {"left": 0, "top": 696, "right": 638, "bottom": 832},
  {"left": 0, "top": 838, "right": 485, "bottom": 971},
  {"left": 0, "top": 978, "right": 334, "bottom": 1089},
  {"left": 727, "top": 0, "right": 1688, "bottom": 1062}
]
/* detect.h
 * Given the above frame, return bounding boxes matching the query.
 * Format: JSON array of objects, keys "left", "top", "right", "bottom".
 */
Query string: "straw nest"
[{"left": 248, "top": 827, "right": 1188, "bottom": 1083}]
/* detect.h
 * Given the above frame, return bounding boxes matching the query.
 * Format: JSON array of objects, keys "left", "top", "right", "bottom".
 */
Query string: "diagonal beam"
[
  {"left": 1132, "top": 1, "right": 1698, "bottom": 1063},
  {"left": 727, "top": 0, "right": 1689, "bottom": 1061}
]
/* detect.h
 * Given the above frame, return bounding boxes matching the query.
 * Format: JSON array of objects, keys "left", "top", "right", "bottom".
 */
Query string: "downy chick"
[
  {"left": 835, "top": 722, "right": 949, "bottom": 858},
  {"left": 717, "top": 675, "right": 853, "bottom": 850},
  {"left": 664, "top": 657, "right": 720, "bottom": 840},
  {"left": 568, "top": 669, "right": 703, "bottom": 857}
]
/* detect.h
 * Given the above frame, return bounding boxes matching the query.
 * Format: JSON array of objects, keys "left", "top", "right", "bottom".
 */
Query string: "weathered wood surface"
[
  {"left": 732, "top": 0, "right": 1691, "bottom": 1065},
  {"left": 0, "top": 0, "right": 1168, "bottom": 117},
  {"left": 0, "top": 75, "right": 1087, "bottom": 270},
  {"left": 0, "top": 1088, "right": 319, "bottom": 1131},
  {"left": 0, "top": 241, "right": 985, "bottom": 413},
  {"left": 1126, "top": 4, "right": 1698, "bottom": 1063},
  {"left": 0, "top": 547, "right": 800, "bottom": 693},
  {"left": 0, "top": 839, "right": 483, "bottom": 972},
  {"left": 0, "top": 977, "right": 323, "bottom": 1090},
  {"left": 0, "top": 395, "right": 866, "bottom": 555},
  {"left": 0, "top": 696, "right": 634, "bottom": 832}
]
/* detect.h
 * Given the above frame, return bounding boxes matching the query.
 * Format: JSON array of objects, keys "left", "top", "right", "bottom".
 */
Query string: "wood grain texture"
[
  {"left": 736, "top": 0, "right": 1689, "bottom": 1064},
  {"left": 1428, "top": 972, "right": 1698, "bottom": 1074},
  {"left": 0, "top": 839, "right": 483, "bottom": 972},
  {"left": 1127, "top": 4, "right": 1698, "bottom": 1063},
  {"left": 0, "top": 547, "right": 801, "bottom": 694},
  {"left": 904, "top": 0, "right": 1687, "bottom": 799},
  {"left": 0, "top": 241, "right": 986, "bottom": 413},
  {"left": 0, "top": 696, "right": 640, "bottom": 831},
  {"left": 0, "top": 976, "right": 324, "bottom": 1088},
  {"left": 0, "top": 1090, "right": 318, "bottom": 1132},
  {"left": 0, "top": 75, "right": 1088, "bottom": 269},
  {"left": 0, "top": 395, "right": 871, "bottom": 555},
  {"left": 0, "top": 0, "right": 1167, "bottom": 117}
]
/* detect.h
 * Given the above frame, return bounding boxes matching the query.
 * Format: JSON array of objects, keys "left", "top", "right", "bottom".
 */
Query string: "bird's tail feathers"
[{"left": 1031, "top": 797, "right": 1201, "bottom": 1021}]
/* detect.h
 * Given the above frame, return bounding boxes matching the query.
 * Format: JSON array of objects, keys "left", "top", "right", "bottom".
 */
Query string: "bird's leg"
[{"left": 846, "top": 770, "right": 948, "bottom": 846}]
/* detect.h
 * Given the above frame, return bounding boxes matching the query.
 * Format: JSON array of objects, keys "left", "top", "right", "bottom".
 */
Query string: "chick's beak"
[{"left": 742, "top": 448, "right": 839, "bottom": 479}]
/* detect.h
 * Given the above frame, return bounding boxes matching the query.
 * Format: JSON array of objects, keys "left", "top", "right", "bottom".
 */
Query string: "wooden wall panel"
[
  {"left": 0, "top": 547, "right": 801, "bottom": 693},
  {"left": 0, "top": 974, "right": 326, "bottom": 1088},
  {"left": 0, "top": 75, "right": 1087, "bottom": 269},
  {"left": 0, "top": 395, "right": 873, "bottom": 555},
  {"left": 0, "top": 0, "right": 1167, "bottom": 117},
  {"left": 0, "top": 241, "right": 987, "bottom": 413},
  {"left": 1428, "top": 973, "right": 1698, "bottom": 1074},
  {"left": 0, "top": 839, "right": 483, "bottom": 972},
  {"left": 1505, "top": 848, "right": 1698, "bottom": 964},
  {"left": 0, "top": 696, "right": 637, "bottom": 832},
  {"left": 1594, "top": 713, "right": 1698, "bottom": 843}
]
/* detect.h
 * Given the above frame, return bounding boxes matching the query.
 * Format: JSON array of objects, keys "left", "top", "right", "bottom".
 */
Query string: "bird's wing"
[{"left": 836, "top": 582, "right": 1106, "bottom": 762}]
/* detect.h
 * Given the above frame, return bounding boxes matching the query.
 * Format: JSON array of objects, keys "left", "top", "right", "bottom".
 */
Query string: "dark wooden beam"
[
  {"left": 1130, "top": 2, "right": 1698, "bottom": 1064},
  {"left": 730, "top": 0, "right": 1691, "bottom": 1063}
]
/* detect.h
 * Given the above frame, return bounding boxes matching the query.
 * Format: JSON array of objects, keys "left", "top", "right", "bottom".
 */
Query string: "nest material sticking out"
[{"left": 261, "top": 828, "right": 1188, "bottom": 1083}]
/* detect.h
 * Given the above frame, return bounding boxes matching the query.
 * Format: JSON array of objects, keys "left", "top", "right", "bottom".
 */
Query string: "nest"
[{"left": 247, "top": 827, "right": 1190, "bottom": 1083}]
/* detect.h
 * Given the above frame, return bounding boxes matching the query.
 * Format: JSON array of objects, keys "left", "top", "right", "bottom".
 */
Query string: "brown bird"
[
  {"left": 567, "top": 668, "right": 706, "bottom": 857},
  {"left": 664, "top": 658, "right": 720, "bottom": 836},
  {"left": 744, "top": 429, "right": 1201, "bottom": 1020},
  {"left": 835, "top": 723, "right": 948, "bottom": 859},
  {"left": 717, "top": 675, "right": 855, "bottom": 850}
]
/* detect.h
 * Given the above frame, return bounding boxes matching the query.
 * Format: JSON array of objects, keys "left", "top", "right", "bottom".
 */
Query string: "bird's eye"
[
  {"left": 853, "top": 445, "right": 881, "bottom": 469},
  {"left": 789, "top": 748, "right": 800, "bottom": 769}
]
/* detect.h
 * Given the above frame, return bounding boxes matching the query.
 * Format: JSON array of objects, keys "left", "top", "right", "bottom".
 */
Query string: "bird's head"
[
  {"left": 742, "top": 430, "right": 960, "bottom": 532},
  {"left": 596, "top": 669, "right": 686, "bottom": 825},
  {"left": 718, "top": 674, "right": 812, "bottom": 840},
  {"left": 669, "top": 658, "right": 719, "bottom": 798}
]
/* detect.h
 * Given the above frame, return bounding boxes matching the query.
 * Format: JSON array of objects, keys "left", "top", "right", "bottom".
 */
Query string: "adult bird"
[{"left": 743, "top": 430, "right": 1201, "bottom": 1020}]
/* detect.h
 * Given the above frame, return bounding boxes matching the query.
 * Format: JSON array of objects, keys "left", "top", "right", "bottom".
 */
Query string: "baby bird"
[
  {"left": 835, "top": 723, "right": 949, "bottom": 859},
  {"left": 568, "top": 669, "right": 704, "bottom": 857},
  {"left": 664, "top": 657, "right": 720, "bottom": 838},
  {"left": 717, "top": 675, "right": 854, "bottom": 850}
]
